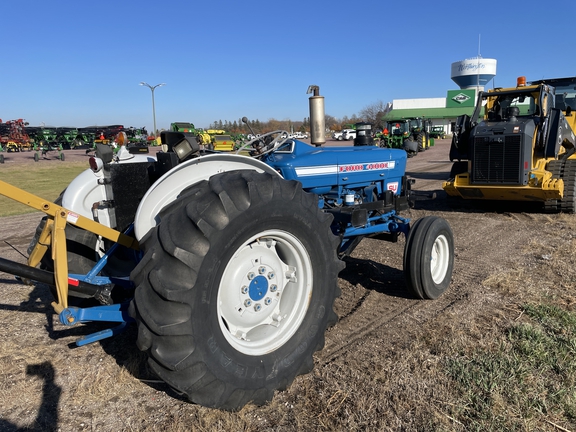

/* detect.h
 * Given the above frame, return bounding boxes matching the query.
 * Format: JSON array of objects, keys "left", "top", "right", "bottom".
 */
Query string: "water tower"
[{"left": 451, "top": 57, "right": 497, "bottom": 91}]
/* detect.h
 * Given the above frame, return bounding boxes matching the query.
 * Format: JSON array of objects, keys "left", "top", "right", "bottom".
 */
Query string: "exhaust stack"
[{"left": 307, "top": 85, "right": 325, "bottom": 146}]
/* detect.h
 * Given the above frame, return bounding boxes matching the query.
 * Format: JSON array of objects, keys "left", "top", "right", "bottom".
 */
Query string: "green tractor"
[
  {"left": 429, "top": 125, "right": 446, "bottom": 140},
  {"left": 380, "top": 119, "right": 419, "bottom": 157},
  {"left": 407, "top": 117, "right": 432, "bottom": 151}
]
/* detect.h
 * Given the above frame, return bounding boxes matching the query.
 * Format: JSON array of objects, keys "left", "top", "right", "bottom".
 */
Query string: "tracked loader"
[{"left": 443, "top": 76, "right": 576, "bottom": 212}]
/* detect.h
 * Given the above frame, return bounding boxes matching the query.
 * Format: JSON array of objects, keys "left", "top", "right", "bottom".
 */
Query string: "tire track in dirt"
[{"left": 319, "top": 292, "right": 418, "bottom": 365}]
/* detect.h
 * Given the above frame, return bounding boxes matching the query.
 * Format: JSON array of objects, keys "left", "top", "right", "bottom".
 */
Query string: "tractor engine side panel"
[{"left": 267, "top": 142, "right": 407, "bottom": 197}]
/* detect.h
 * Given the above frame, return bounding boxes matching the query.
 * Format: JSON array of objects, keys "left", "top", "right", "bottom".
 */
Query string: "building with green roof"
[{"left": 382, "top": 89, "right": 485, "bottom": 136}]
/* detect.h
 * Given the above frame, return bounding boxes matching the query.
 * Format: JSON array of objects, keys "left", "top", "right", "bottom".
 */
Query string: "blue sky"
[{"left": 2, "top": 0, "right": 576, "bottom": 132}]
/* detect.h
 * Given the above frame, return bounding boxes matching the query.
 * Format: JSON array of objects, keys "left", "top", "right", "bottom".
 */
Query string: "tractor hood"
[{"left": 264, "top": 140, "right": 407, "bottom": 195}]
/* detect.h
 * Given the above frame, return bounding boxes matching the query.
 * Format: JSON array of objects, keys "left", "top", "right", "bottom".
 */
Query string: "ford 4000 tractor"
[{"left": 0, "top": 92, "right": 454, "bottom": 410}]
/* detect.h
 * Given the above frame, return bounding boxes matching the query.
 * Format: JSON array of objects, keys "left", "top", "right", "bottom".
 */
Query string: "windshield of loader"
[{"left": 485, "top": 90, "right": 539, "bottom": 121}]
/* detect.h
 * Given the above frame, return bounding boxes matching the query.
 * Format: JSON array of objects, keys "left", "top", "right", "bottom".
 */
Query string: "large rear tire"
[
  {"left": 416, "top": 132, "right": 426, "bottom": 152},
  {"left": 129, "top": 170, "right": 343, "bottom": 410},
  {"left": 403, "top": 216, "right": 454, "bottom": 300}
]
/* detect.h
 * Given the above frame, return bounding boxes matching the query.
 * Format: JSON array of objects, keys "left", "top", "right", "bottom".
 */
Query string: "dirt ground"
[{"left": 0, "top": 139, "right": 574, "bottom": 431}]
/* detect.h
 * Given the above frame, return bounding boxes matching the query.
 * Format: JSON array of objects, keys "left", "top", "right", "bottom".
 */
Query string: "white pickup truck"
[
  {"left": 342, "top": 129, "right": 356, "bottom": 141},
  {"left": 332, "top": 129, "right": 356, "bottom": 141}
]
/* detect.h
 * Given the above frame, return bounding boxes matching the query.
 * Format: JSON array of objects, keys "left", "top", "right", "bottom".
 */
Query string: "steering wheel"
[{"left": 236, "top": 130, "right": 290, "bottom": 157}]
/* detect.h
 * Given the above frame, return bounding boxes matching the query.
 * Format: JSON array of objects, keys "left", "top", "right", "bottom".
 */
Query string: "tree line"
[{"left": 207, "top": 101, "right": 390, "bottom": 134}]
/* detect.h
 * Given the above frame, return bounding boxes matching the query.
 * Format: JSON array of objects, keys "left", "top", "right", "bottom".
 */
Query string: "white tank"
[{"left": 451, "top": 57, "right": 497, "bottom": 90}]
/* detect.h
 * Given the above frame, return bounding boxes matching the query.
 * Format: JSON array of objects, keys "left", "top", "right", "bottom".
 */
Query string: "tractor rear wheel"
[
  {"left": 416, "top": 132, "right": 426, "bottom": 151},
  {"left": 129, "top": 170, "right": 343, "bottom": 410},
  {"left": 403, "top": 216, "right": 454, "bottom": 300}
]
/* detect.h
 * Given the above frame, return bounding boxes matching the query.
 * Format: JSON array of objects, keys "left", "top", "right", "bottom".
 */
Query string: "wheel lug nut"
[
  {"left": 258, "top": 266, "right": 266, "bottom": 274},
  {"left": 270, "top": 284, "right": 277, "bottom": 292},
  {"left": 241, "top": 286, "right": 248, "bottom": 294},
  {"left": 247, "top": 272, "right": 255, "bottom": 280},
  {"left": 264, "top": 297, "right": 271, "bottom": 305},
  {"left": 254, "top": 303, "right": 262, "bottom": 312},
  {"left": 244, "top": 299, "right": 252, "bottom": 307},
  {"left": 268, "top": 272, "right": 275, "bottom": 279}
]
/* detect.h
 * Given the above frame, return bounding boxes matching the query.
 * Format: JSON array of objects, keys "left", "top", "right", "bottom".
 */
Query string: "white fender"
[
  {"left": 62, "top": 168, "right": 109, "bottom": 225},
  {"left": 133, "top": 153, "right": 281, "bottom": 241}
]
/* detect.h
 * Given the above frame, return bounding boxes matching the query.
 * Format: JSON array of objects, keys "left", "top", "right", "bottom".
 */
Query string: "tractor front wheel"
[
  {"left": 129, "top": 170, "right": 343, "bottom": 410},
  {"left": 403, "top": 216, "right": 454, "bottom": 300}
]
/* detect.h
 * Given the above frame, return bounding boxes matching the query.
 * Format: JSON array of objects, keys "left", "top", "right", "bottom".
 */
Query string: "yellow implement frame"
[{"left": 0, "top": 180, "right": 139, "bottom": 314}]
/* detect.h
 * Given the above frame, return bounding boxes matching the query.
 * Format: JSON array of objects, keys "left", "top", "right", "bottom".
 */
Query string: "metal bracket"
[{"left": 58, "top": 302, "right": 134, "bottom": 346}]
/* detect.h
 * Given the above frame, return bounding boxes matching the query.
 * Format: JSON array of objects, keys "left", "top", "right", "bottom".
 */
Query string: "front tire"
[
  {"left": 129, "top": 170, "right": 343, "bottom": 410},
  {"left": 403, "top": 216, "right": 454, "bottom": 299}
]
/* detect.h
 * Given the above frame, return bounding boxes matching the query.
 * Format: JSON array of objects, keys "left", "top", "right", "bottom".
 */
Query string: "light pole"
[{"left": 139, "top": 81, "right": 165, "bottom": 137}]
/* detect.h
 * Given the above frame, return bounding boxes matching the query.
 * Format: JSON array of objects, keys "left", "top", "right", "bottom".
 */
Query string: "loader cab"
[{"left": 486, "top": 91, "right": 540, "bottom": 122}]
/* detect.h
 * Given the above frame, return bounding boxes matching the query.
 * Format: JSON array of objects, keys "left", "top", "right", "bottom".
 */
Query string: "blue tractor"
[{"left": 1, "top": 99, "right": 454, "bottom": 411}]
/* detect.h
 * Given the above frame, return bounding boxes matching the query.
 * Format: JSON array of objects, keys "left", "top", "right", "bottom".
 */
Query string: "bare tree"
[
  {"left": 359, "top": 100, "right": 388, "bottom": 130},
  {"left": 324, "top": 114, "right": 339, "bottom": 131}
]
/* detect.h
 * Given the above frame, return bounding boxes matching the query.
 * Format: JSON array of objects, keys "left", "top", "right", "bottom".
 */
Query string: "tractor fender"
[
  {"left": 61, "top": 168, "right": 111, "bottom": 226},
  {"left": 133, "top": 153, "right": 281, "bottom": 240}
]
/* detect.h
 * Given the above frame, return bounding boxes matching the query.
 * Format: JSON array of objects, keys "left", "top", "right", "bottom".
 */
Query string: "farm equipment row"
[
  {"left": 0, "top": 121, "right": 151, "bottom": 163},
  {"left": 0, "top": 88, "right": 455, "bottom": 411}
]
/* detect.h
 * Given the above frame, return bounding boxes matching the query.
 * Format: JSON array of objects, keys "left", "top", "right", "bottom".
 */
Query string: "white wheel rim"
[
  {"left": 217, "top": 229, "right": 312, "bottom": 356},
  {"left": 430, "top": 234, "right": 450, "bottom": 284}
]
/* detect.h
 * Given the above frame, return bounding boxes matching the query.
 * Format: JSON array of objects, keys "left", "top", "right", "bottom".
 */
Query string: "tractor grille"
[{"left": 471, "top": 135, "right": 522, "bottom": 184}]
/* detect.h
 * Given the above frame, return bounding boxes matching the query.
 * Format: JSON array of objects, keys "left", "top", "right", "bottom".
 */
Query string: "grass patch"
[
  {"left": 445, "top": 303, "right": 576, "bottom": 430},
  {"left": 0, "top": 162, "right": 87, "bottom": 217}
]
